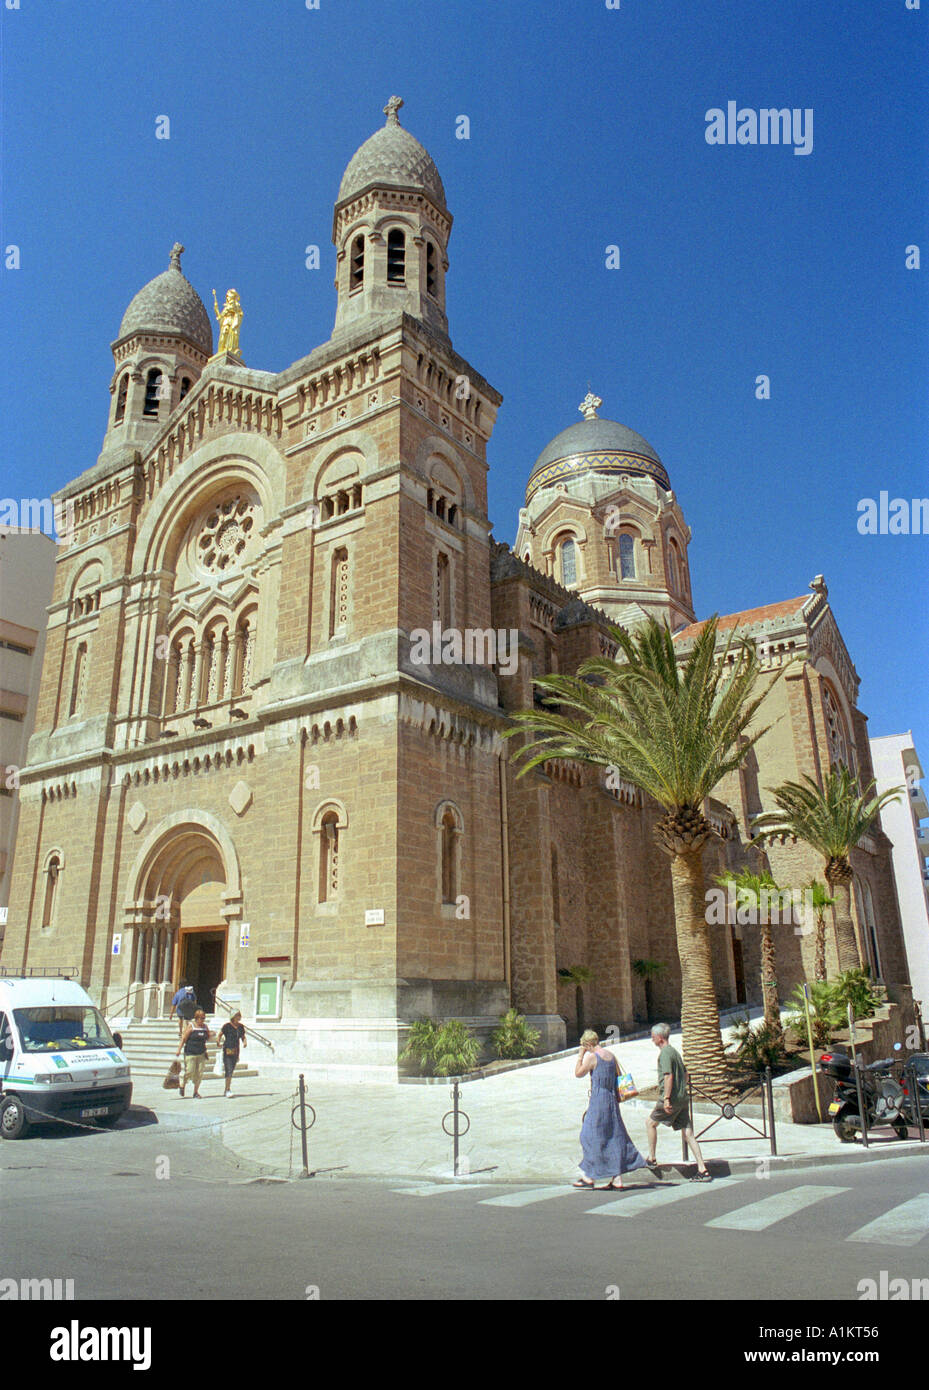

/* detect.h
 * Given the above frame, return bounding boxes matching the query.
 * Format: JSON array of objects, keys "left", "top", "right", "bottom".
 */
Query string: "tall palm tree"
[
  {"left": 807, "top": 879, "right": 835, "bottom": 983},
  {"left": 752, "top": 767, "right": 903, "bottom": 973},
  {"left": 506, "top": 616, "right": 780, "bottom": 1079},
  {"left": 714, "top": 868, "right": 783, "bottom": 1034}
]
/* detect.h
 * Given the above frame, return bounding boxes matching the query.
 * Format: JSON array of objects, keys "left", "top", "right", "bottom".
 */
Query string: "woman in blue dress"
[{"left": 574, "top": 1029, "right": 646, "bottom": 1189}]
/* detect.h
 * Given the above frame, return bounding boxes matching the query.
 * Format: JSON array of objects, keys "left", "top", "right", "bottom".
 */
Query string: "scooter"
[{"left": 819, "top": 1047, "right": 910, "bottom": 1143}]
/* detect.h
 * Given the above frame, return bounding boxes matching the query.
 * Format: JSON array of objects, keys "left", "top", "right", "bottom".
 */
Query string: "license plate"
[
  {"left": 80, "top": 1106, "right": 109, "bottom": 1118},
  {"left": 828, "top": 1101, "right": 841, "bottom": 1114}
]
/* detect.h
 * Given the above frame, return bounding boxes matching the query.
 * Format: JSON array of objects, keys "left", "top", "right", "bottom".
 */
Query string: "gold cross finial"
[
  {"left": 579, "top": 391, "right": 602, "bottom": 421},
  {"left": 384, "top": 95, "right": 404, "bottom": 125}
]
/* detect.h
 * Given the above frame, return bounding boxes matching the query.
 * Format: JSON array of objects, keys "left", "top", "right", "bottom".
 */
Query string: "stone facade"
[{"left": 1, "top": 101, "right": 911, "bottom": 1074}]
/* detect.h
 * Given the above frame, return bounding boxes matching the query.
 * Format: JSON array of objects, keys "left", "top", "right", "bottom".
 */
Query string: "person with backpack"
[
  {"left": 169, "top": 980, "right": 197, "bottom": 1039},
  {"left": 176, "top": 1009, "right": 212, "bottom": 1099}
]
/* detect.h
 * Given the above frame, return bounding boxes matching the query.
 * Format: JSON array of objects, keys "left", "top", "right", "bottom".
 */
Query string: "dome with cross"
[
  {"left": 336, "top": 97, "right": 446, "bottom": 211},
  {"left": 116, "top": 243, "right": 213, "bottom": 357},
  {"left": 525, "top": 392, "right": 670, "bottom": 503}
]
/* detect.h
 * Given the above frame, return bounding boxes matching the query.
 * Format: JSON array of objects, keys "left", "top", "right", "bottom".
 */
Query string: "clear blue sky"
[{"left": 1, "top": 0, "right": 927, "bottom": 763}]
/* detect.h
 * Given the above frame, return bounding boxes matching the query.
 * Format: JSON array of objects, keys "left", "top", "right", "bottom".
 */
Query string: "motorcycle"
[{"left": 819, "top": 1046, "right": 910, "bottom": 1143}]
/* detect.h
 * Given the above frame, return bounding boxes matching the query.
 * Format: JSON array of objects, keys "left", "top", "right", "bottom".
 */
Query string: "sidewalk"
[{"left": 128, "top": 1027, "right": 929, "bottom": 1183}]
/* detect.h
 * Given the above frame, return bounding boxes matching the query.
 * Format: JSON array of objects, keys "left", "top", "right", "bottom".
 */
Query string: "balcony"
[
  {"left": 916, "top": 825, "right": 929, "bottom": 859},
  {"left": 910, "top": 784, "right": 929, "bottom": 820}
]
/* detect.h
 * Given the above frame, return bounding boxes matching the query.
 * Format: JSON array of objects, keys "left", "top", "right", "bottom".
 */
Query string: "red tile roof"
[{"left": 674, "top": 596, "right": 810, "bottom": 642}]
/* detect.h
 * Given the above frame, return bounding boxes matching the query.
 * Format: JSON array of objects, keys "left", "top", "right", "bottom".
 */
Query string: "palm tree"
[
  {"left": 714, "top": 868, "right": 782, "bottom": 1035},
  {"left": 807, "top": 879, "right": 835, "bottom": 983},
  {"left": 558, "top": 965, "right": 592, "bottom": 1040},
  {"left": 506, "top": 616, "right": 780, "bottom": 1079},
  {"left": 632, "top": 958, "right": 666, "bottom": 1024},
  {"left": 752, "top": 767, "right": 903, "bottom": 973}
]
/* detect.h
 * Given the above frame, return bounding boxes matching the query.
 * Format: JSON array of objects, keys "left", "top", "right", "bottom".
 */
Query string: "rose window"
[{"left": 197, "top": 495, "right": 255, "bottom": 573}]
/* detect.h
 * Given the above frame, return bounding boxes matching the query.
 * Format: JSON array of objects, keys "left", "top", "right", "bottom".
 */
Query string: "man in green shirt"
[{"left": 644, "top": 1023, "right": 712, "bottom": 1181}]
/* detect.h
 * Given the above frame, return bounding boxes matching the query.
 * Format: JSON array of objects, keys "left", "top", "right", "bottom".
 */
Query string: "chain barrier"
[{"left": 3, "top": 1091, "right": 295, "bottom": 1139}]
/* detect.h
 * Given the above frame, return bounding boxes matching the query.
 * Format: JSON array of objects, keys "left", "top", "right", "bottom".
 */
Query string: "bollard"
[
  {"left": 764, "top": 1067, "right": 778, "bottom": 1157},
  {"left": 907, "top": 1060, "right": 926, "bottom": 1144},
  {"left": 852, "top": 1054, "right": 869, "bottom": 1149},
  {"left": 298, "top": 1073, "right": 310, "bottom": 1177},
  {"left": 441, "top": 1080, "right": 471, "bottom": 1177},
  {"left": 452, "top": 1080, "right": 460, "bottom": 1177}
]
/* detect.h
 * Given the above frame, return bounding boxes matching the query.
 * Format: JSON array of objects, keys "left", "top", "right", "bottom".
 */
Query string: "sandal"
[
  {"left": 607, "top": 1179, "right": 625, "bottom": 1190},
  {"left": 573, "top": 1179, "right": 594, "bottom": 1188}
]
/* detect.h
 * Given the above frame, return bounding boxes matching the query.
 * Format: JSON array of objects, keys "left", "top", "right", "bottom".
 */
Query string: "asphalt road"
[{"left": 2, "top": 1106, "right": 928, "bottom": 1308}]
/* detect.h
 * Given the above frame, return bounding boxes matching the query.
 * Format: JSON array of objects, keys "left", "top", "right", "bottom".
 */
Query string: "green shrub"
[
  {"left": 399, "top": 1018, "right": 439, "bottom": 1074},
  {"left": 432, "top": 1020, "right": 482, "bottom": 1076},
  {"left": 491, "top": 1008, "right": 541, "bottom": 1060},
  {"left": 786, "top": 982, "right": 843, "bottom": 1050},
  {"left": 728, "top": 1015, "right": 788, "bottom": 1072},
  {"left": 829, "top": 968, "right": 881, "bottom": 1023}
]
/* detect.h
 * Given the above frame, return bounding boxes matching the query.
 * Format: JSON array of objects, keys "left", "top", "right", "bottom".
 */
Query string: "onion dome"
[
  {"left": 526, "top": 392, "right": 670, "bottom": 503},
  {"left": 115, "top": 243, "right": 212, "bottom": 356},
  {"left": 336, "top": 96, "right": 446, "bottom": 211}
]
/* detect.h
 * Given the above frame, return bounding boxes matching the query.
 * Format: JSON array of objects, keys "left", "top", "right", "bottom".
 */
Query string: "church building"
[{"left": 3, "top": 98, "right": 911, "bottom": 1074}]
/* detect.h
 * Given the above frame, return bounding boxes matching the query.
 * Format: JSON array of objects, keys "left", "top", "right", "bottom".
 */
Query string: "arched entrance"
[{"left": 123, "top": 816, "right": 239, "bottom": 1018}]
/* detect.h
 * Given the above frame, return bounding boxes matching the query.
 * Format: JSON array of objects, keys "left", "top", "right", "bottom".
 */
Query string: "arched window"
[
  {"left": 166, "top": 631, "right": 195, "bottom": 716},
  {"left": 42, "top": 855, "right": 61, "bottom": 928},
  {"left": 619, "top": 533, "right": 636, "bottom": 579},
  {"left": 823, "top": 685, "right": 853, "bottom": 772},
  {"left": 667, "top": 541, "right": 678, "bottom": 593},
  {"left": 387, "top": 229, "right": 406, "bottom": 284},
  {"left": 426, "top": 241, "right": 437, "bottom": 297},
  {"left": 560, "top": 537, "right": 577, "bottom": 587},
  {"left": 68, "top": 642, "right": 87, "bottom": 717},
  {"left": 862, "top": 880, "right": 882, "bottom": 979},
  {"left": 179, "top": 377, "right": 192, "bottom": 401},
  {"left": 435, "top": 553, "right": 451, "bottom": 627},
  {"left": 143, "top": 368, "right": 163, "bottom": 416},
  {"left": 330, "top": 548, "right": 349, "bottom": 638},
  {"left": 319, "top": 811, "right": 340, "bottom": 903},
  {"left": 232, "top": 612, "right": 256, "bottom": 697},
  {"left": 114, "top": 374, "right": 129, "bottom": 424},
  {"left": 441, "top": 809, "right": 458, "bottom": 904},
  {"left": 350, "top": 234, "right": 365, "bottom": 291}
]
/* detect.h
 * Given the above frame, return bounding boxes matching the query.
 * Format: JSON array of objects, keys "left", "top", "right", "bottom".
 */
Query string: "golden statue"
[{"left": 212, "top": 288, "right": 243, "bottom": 356}]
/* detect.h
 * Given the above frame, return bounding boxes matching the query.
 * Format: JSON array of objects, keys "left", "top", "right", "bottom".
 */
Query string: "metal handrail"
[
  {"left": 212, "top": 991, "right": 275, "bottom": 1051},
  {"left": 104, "top": 982, "right": 153, "bottom": 1020}
]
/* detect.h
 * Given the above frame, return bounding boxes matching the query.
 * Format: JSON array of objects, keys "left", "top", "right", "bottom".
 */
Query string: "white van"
[{"left": 0, "top": 976, "right": 132, "bottom": 1139}]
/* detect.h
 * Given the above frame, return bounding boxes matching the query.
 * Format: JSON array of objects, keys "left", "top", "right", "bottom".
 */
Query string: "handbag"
[
  {"left": 616, "top": 1070, "right": 638, "bottom": 1102},
  {"left": 162, "top": 1059, "right": 181, "bottom": 1090}
]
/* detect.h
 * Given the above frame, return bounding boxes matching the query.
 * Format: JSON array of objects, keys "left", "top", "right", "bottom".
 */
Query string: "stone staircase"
[{"left": 114, "top": 1018, "right": 259, "bottom": 1084}]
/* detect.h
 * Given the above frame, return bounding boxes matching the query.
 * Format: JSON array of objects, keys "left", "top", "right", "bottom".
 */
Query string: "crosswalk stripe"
[
  {"left": 389, "top": 1183, "right": 497, "bottom": 1198},
  {"left": 479, "top": 1185, "right": 580, "bottom": 1208},
  {"left": 846, "top": 1194, "right": 929, "bottom": 1247},
  {"left": 587, "top": 1177, "right": 746, "bottom": 1217},
  {"left": 705, "top": 1184, "right": 849, "bottom": 1231}
]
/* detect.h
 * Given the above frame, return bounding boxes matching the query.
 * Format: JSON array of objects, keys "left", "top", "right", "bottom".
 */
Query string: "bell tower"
[{"left": 331, "top": 96, "right": 452, "bottom": 342}]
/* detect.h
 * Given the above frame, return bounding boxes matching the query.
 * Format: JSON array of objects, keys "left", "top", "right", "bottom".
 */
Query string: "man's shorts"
[{"left": 650, "top": 1099, "right": 689, "bottom": 1131}]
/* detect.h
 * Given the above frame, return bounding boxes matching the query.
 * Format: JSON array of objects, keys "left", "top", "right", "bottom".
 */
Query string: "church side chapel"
[{"left": 4, "top": 98, "right": 909, "bottom": 1074}]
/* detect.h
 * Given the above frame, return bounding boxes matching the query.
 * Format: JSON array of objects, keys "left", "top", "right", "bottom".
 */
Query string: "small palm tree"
[
  {"left": 752, "top": 767, "right": 902, "bottom": 973},
  {"left": 715, "top": 868, "right": 783, "bottom": 1035},
  {"left": 632, "top": 958, "right": 666, "bottom": 1024},
  {"left": 807, "top": 879, "right": 835, "bottom": 983},
  {"left": 507, "top": 615, "right": 781, "bottom": 1078},
  {"left": 558, "top": 965, "right": 592, "bottom": 1039}
]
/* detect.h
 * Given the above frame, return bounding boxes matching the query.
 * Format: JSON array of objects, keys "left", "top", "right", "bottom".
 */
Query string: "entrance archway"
[{"left": 123, "top": 815, "right": 239, "bottom": 1018}]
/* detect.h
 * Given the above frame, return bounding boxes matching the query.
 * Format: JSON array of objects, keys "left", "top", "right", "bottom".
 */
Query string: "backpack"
[{"left": 176, "top": 988, "right": 197, "bottom": 1021}]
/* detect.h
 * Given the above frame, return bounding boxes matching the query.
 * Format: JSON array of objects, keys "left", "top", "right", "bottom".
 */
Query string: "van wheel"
[{"left": 0, "top": 1095, "right": 30, "bottom": 1140}]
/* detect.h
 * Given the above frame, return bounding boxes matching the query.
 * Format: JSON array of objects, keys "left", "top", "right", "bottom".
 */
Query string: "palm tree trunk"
[
  {"left": 827, "top": 868, "right": 861, "bottom": 972},
  {"left": 668, "top": 849, "right": 727, "bottom": 1079},
  {"left": 814, "top": 912, "right": 827, "bottom": 983},
  {"left": 760, "top": 923, "right": 781, "bottom": 1033}
]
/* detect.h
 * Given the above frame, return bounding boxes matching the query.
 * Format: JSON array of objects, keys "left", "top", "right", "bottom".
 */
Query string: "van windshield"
[{"left": 12, "top": 1007, "right": 116, "bottom": 1053}]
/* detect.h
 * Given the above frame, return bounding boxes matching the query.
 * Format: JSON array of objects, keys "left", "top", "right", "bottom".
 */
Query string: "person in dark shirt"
[
  {"left": 218, "top": 1011, "right": 247, "bottom": 1097},
  {"left": 176, "top": 1009, "right": 212, "bottom": 1099}
]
